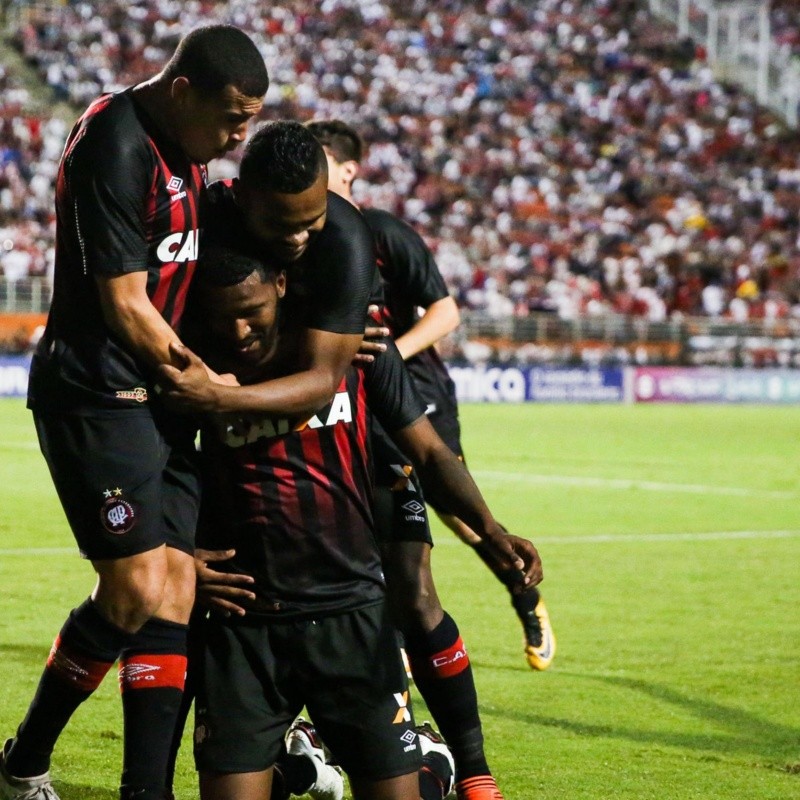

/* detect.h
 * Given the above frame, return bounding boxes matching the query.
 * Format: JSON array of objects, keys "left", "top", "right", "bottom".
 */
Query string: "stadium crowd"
[{"left": 3, "top": 0, "right": 800, "bottom": 327}]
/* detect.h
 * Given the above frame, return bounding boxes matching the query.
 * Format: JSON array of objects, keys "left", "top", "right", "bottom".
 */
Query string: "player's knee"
[
  {"left": 159, "top": 551, "right": 197, "bottom": 622},
  {"left": 93, "top": 550, "right": 170, "bottom": 631}
]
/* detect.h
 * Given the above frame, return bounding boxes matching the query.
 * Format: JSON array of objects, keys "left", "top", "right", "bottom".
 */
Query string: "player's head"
[
  {"left": 162, "top": 25, "right": 268, "bottom": 163},
  {"left": 235, "top": 121, "right": 329, "bottom": 262},
  {"left": 305, "top": 120, "right": 362, "bottom": 200},
  {"left": 196, "top": 244, "right": 286, "bottom": 370}
]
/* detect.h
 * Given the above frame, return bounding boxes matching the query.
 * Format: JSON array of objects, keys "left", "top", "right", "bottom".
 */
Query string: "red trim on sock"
[
  {"left": 455, "top": 775, "right": 502, "bottom": 799},
  {"left": 428, "top": 636, "right": 470, "bottom": 679},
  {"left": 46, "top": 634, "right": 115, "bottom": 692},
  {"left": 118, "top": 654, "right": 187, "bottom": 692}
]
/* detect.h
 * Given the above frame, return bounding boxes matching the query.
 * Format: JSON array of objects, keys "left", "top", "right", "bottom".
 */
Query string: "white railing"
[
  {"left": 648, "top": 0, "right": 800, "bottom": 127},
  {"left": 0, "top": 276, "right": 52, "bottom": 313}
]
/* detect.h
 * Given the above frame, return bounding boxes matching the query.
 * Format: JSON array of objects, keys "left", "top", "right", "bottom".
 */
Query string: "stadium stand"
[{"left": 2, "top": 0, "right": 800, "bottom": 358}]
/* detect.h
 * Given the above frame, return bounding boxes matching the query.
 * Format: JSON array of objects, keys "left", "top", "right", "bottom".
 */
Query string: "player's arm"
[
  {"left": 69, "top": 115, "right": 218, "bottom": 376},
  {"left": 392, "top": 416, "right": 540, "bottom": 587},
  {"left": 373, "top": 212, "right": 459, "bottom": 359},
  {"left": 160, "top": 193, "right": 374, "bottom": 414},
  {"left": 369, "top": 341, "right": 539, "bottom": 584},
  {"left": 96, "top": 272, "right": 187, "bottom": 369},
  {"left": 160, "top": 327, "right": 362, "bottom": 415},
  {"left": 394, "top": 294, "right": 459, "bottom": 361}
]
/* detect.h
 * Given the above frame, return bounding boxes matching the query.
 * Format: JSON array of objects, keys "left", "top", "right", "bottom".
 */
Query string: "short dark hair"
[
  {"left": 239, "top": 120, "right": 328, "bottom": 193},
  {"left": 197, "top": 243, "right": 279, "bottom": 288},
  {"left": 306, "top": 119, "right": 363, "bottom": 164},
  {"left": 163, "top": 25, "right": 269, "bottom": 98}
]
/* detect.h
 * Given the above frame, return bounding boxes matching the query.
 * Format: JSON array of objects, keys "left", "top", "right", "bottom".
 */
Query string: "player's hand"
[
  {"left": 476, "top": 523, "right": 526, "bottom": 578},
  {"left": 194, "top": 548, "right": 256, "bottom": 617},
  {"left": 504, "top": 534, "right": 543, "bottom": 590},
  {"left": 156, "top": 342, "right": 224, "bottom": 412},
  {"left": 353, "top": 305, "right": 389, "bottom": 364}
]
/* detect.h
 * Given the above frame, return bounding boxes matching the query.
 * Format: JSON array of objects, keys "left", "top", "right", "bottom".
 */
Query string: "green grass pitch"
[{"left": 1, "top": 399, "right": 799, "bottom": 799}]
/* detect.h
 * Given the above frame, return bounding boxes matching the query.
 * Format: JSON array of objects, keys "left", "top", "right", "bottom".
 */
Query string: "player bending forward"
[{"left": 184, "top": 243, "right": 541, "bottom": 800}]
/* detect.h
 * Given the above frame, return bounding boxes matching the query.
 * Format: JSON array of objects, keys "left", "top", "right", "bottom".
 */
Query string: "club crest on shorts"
[{"left": 100, "top": 488, "right": 136, "bottom": 534}]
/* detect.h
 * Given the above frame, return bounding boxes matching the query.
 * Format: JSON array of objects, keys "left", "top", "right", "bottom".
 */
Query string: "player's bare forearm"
[
  {"left": 96, "top": 271, "right": 186, "bottom": 369},
  {"left": 395, "top": 295, "right": 460, "bottom": 360},
  {"left": 161, "top": 328, "right": 363, "bottom": 415},
  {"left": 393, "top": 417, "right": 523, "bottom": 570}
]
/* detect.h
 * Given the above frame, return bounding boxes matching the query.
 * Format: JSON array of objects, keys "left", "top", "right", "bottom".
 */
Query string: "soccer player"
[
  {"left": 307, "top": 119, "right": 556, "bottom": 674},
  {"left": 0, "top": 26, "right": 268, "bottom": 800},
  {"left": 155, "top": 120, "right": 379, "bottom": 420},
  {"left": 186, "top": 242, "right": 540, "bottom": 800}
]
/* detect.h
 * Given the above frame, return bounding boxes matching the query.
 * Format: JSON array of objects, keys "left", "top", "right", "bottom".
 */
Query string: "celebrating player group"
[{"left": 0, "top": 24, "right": 550, "bottom": 800}]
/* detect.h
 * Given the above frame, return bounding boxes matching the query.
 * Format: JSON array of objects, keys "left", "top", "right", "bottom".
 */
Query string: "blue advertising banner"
[
  {"left": 447, "top": 365, "right": 626, "bottom": 403},
  {"left": 0, "top": 355, "right": 31, "bottom": 398},
  {"left": 633, "top": 367, "right": 800, "bottom": 403}
]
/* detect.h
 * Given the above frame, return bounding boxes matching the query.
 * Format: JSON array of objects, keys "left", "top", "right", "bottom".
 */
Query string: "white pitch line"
[
  {"left": 470, "top": 470, "right": 795, "bottom": 499},
  {"left": 532, "top": 529, "right": 800, "bottom": 545}
]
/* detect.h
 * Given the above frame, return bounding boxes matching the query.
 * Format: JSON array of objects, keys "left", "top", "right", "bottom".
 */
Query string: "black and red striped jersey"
[
  {"left": 28, "top": 89, "right": 206, "bottom": 411},
  {"left": 362, "top": 208, "right": 454, "bottom": 402},
  {"left": 197, "top": 341, "right": 425, "bottom": 620}
]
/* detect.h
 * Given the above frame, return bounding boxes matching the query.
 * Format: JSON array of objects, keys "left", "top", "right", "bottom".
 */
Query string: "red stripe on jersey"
[
  {"left": 301, "top": 428, "right": 336, "bottom": 525},
  {"left": 118, "top": 653, "right": 187, "bottom": 692},
  {"left": 147, "top": 148, "right": 189, "bottom": 321},
  {"left": 168, "top": 162, "right": 203, "bottom": 325},
  {"left": 144, "top": 165, "right": 159, "bottom": 236},
  {"left": 46, "top": 634, "right": 115, "bottom": 692},
  {"left": 354, "top": 368, "right": 370, "bottom": 463},
  {"left": 270, "top": 438, "right": 303, "bottom": 528}
]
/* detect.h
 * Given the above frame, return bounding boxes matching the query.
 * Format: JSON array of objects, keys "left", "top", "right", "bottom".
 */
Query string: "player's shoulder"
[
  {"left": 362, "top": 207, "right": 410, "bottom": 235},
  {"left": 68, "top": 91, "right": 151, "bottom": 164},
  {"left": 307, "top": 191, "right": 374, "bottom": 265},
  {"left": 325, "top": 190, "right": 367, "bottom": 228}
]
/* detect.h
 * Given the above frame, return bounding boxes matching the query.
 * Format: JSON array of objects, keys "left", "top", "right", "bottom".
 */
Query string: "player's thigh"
[
  {"left": 34, "top": 410, "right": 174, "bottom": 560},
  {"left": 199, "top": 767, "right": 273, "bottom": 800},
  {"left": 350, "top": 771, "right": 421, "bottom": 800},
  {"left": 302, "top": 603, "right": 422, "bottom": 782},
  {"left": 193, "top": 616, "right": 300, "bottom": 775}
]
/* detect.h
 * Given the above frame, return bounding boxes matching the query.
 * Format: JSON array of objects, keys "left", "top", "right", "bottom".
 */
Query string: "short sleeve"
[
  {"left": 367, "top": 210, "right": 449, "bottom": 309},
  {"left": 365, "top": 340, "right": 426, "bottom": 433},
  {"left": 64, "top": 111, "right": 153, "bottom": 276},
  {"left": 301, "top": 193, "right": 376, "bottom": 334}
]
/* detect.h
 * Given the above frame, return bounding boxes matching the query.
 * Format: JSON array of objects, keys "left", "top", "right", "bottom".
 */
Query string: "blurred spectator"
[{"left": 3, "top": 0, "right": 800, "bottom": 328}]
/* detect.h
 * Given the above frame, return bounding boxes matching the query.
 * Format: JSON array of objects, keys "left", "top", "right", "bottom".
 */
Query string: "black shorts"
[
  {"left": 193, "top": 602, "right": 421, "bottom": 781},
  {"left": 33, "top": 408, "right": 200, "bottom": 560},
  {"left": 373, "top": 478, "right": 433, "bottom": 546},
  {"left": 408, "top": 363, "right": 463, "bottom": 458}
]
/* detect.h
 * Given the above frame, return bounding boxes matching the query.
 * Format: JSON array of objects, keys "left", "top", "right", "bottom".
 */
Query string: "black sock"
[
  {"left": 119, "top": 617, "right": 188, "bottom": 799},
  {"left": 420, "top": 752, "right": 452, "bottom": 800},
  {"left": 273, "top": 752, "right": 317, "bottom": 797},
  {"left": 7, "top": 599, "right": 131, "bottom": 777},
  {"left": 405, "top": 612, "right": 490, "bottom": 781},
  {"left": 512, "top": 586, "right": 540, "bottom": 615}
]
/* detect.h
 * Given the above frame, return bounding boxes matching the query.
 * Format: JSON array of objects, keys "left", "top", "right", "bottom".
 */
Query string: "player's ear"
[
  {"left": 170, "top": 76, "right": 192, "bottom": 107},
  {"left": 276, "top": 270, "right": 287, "bottom": 299},
  {"left": 343, "top": 160, "right": 359, "bottom": 184}
]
